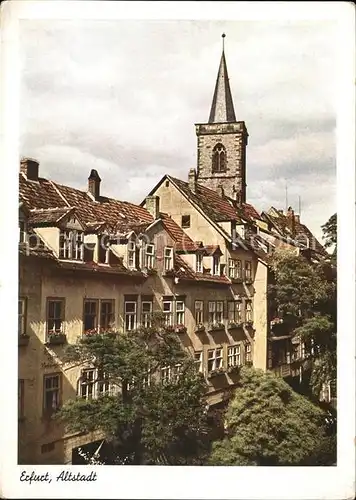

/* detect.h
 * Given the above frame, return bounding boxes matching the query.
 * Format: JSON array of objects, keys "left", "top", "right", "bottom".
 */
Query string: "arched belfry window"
[{"left": 212, "top": 143, "right": 226, "bottom": 173}]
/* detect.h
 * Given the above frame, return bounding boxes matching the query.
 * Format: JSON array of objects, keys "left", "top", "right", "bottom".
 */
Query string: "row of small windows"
[{"left": 19, "top": 297, "right": 253, "bottom": 340}]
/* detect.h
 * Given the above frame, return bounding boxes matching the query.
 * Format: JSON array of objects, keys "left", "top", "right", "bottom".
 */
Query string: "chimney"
[
  {"left": 294, "top": 214, "right": 300, "bottom": 224},
  {"left": 286, "top": 206, "right": 296, "bottom": 235},
  {"left": 217, "top": 184, "right": 225, "bottom": 197},
  {"left": 188, "top": 168, "right": 197, "bottom": 193},
  {"left": 20, "top": 158, "right": 39, "bottom": 181},
  {"left": 88, "top": 169, "right": 101, "bottom": 200},
  {"left": 145, "top": 195, "right": 160, "bottom": 220}
]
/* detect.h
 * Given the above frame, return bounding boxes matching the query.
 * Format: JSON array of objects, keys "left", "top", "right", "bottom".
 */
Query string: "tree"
[
  {"left": 269, "top": 246, "right": 336, "bottom": 399},
  {"left": 321, "top": 213, "right": 337, "bottom": 257},
  {"left": 209, "top": 367, "right": 330, "bottom": 466},
  {"left": 57, "top": 315, "right": 210, "bottom": 465}
]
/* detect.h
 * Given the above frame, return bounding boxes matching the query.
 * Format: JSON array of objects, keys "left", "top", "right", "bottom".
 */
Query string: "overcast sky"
[{"left": 19, "top": 19, "right": 337, "bottom": 241}]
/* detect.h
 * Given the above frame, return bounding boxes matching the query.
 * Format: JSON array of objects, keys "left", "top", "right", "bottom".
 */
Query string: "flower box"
[
  {"left": 208, "top": 368, "right": 225, "bottom": 379},
  {"left": 18, "top": 334, "right": 30, "bottom": 346},
  {"left": 163, "top": 269, "right": 175, "bottom": 277},
  {"left": 231, "top": 277, "right": 243, "bottom": 284},
  {"left": 46, "top": 332, "right": 67, "bottom": 345},
  {"left": 208, "top": 323, "right": 225, "bottom": 332},
  {"left": 245, "top": 361, "right": 253, "bottom": 367},
  {"left": 244, "top": 321, "right": 254, "bottom": 328},
  {"left": 164, "top": 325, "right": 175, "bottom": 334},
  {"left": 227, "top": 321, "right": 243, "bottom": 330},
  {"left": 245, "top": 278, "right": 254, "bottom": 285},
  {"left": 227, "top": 365, "right": 240, "bottom": 375},
  {"left": 194, "top": 323, "right": 205, "bottom": 334},
  {"left": 174, "top": 325, "right": 187, "bottom": 334},
  {"left": 145, "top": 268, "right": 157, "bottom": 276}
]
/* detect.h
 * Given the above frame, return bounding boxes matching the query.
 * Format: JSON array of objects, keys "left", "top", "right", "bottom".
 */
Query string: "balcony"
[
  {"left": 271, "top": 362, "right": 300, "bottom": 378},
  {"left": 18, "top": 334, "right": 30, "bottom": 347},
  {"left": 46, "top": 332, "right": 67, "bottom": 346},
  {"left": 226, "top": 365, "right": 240, "bottom": 375},
  {"left": 174, "top": 324, "right": 187, "bottom": 335}
]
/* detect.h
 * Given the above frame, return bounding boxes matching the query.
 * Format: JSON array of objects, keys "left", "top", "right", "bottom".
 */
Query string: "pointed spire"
[{"left": 208, "top": 34, "right": 236, "bottom": 123}]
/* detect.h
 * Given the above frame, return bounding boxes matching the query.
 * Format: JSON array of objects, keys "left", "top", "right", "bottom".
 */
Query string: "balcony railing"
[
  {"left": 208, "top": 322, "right": 225, "bottom": 333},
  {"left": 46, "top": 332, "right": 67, "bottom": 346}
]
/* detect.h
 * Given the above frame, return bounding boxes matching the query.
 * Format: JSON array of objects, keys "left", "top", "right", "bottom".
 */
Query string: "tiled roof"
[
  {"left": 173, "top": 254, "right": 231, "bottom": 285},
  {"left": 168, "top": 176, "right": 261, "bottom": 224},
  {"left": 28, "top": 207, "right": 74, "bottom": 226},
  {"left": 57, "top": 260, "right": 145, "bottom": 278},
  {"left": 262, "top": 210, "right": 327, "bottom": 256},
  {"left": 19, "top": 172, "right": 153, "bottom": 233},
  {"left": 203, "top": 245, "right": 223, "bottom": 256},
  {"left": 160, "top": 213, "right": 201, "bottom": 252}
]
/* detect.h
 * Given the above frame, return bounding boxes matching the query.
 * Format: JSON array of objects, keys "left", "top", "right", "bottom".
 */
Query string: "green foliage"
[
  {"left": 57, "top": 317, "right": 209, "bottom": 465},
  {"left": 321, "top": 213, "right": 337, "bottom": 255},
  {"left": 209, "top": 367, "right": 328, "bottom": 466}
]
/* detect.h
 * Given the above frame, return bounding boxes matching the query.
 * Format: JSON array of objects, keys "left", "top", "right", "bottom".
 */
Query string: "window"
[
  {"left": 145, "top": 244, "right": 155, "bottom": 268},
  {"left": 83, "top": 300, "right": 98, "bottom": 332},
  {"left": 18, "top": 298, "right": 27, "bottom": 335},
  {"left": 228, "top": 301, "right": 242, "bottom": 323},
  {"left": 207, "top": 348, "right": 223, "bottom": 372},
  {"left": 142, "top": 370, "right": 151, "bottom": 388},
  {"left": 245, "top": 343, "right": 252, "bottom": 363},
  {"left": 100, "top": 300, "right": 114, "bottom": 330},
  {"left": 18, "top": 379, "right": 24, "bottom": 419},
  {"left": 161, "top": 364, "right": 182, "bottom": 384},
  {"left": 213, "top": 255, "right": 220, "bottom": 275},
  {"left": 43, "top": 374, "right": 61, "bottom": 415},
  {"left": 245, "top": 301, "right": 253, "bottom": 322},
  {"left": 164, "top": 247, "right": 173, "bottom": 271},
  {"left": 59, "top": 230, "right": 84, "bottom": 260},
  {"left": 47, "top": 299, "right": 65, "bottom": 335},
  {"left": 196, "top": 253, "right": 203, "bottom": 273},
  {"left": 228, "top": 259, "right": 242, "bottom": 279},
  {"left": 19, "top": 220, "right": 26, "bottom": 243},
  {"left": 208, "top": 301, "right": 223, "bottom": 324},
  {"left": 141, "top": 301, "right": 153, "bottom": 328},
  {"left": 78, "top": 368, "right": 110, "bottom": 400},
  {"left": 245, "top": 261, "right": 252, "bottom": 281},
  {"left": 125, "top": 301, "right": 137, "bottom": 331},
  {"left": 176, "top": 301, "right": 185, "bottom": 325},
  {"left": 194, "top": 351, "right": 203, "bottom": 373},
  {"left": 41, "top": 442, "right": 55, "bottom": 454},
  {"left": 195, "top": 300, "right": 204, "bottom": 324},
  {"left": 98, "top": 234, "right": 110, "bottom": 264},
  {"left": 212, "top": 143, "right": 226, "bottom": 172},
  {"left": 127, "top": 240, "right": 136, "bottom": 269},
  {"left": 163, "top": 301, "right": 173, "bottom": 326},
  {"left": 228, "top": 346, "right": 241, "bottom": 367},
  {"left": 181, "top": 215, "right": 191, "bottom": 228}
]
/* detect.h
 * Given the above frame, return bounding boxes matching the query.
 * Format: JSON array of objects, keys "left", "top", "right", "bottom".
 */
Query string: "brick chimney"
[
  {"left": 145, "top": 196, "right": 160, "bottom": 220},
  {"left": 188, "top": 168, "right": 197, "bottom": 193},
  {"left": 20, "top": 158, "right": 39, "bottom": 181},
  {"left": 88, "top": 169, "right": 101, "bottom": 200},
  {"left": 217, "top": 184, "right": 225, "bottom": 197}
]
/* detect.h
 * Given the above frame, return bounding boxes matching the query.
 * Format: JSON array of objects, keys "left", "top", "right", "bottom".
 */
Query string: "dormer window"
[
  {"left": 145, "top": 244, "right": 155, "bottom": 269},
  {"left": 213, "top": 255, "right": 220, "bottom": 275},
  {"left": 98, "top": 234, "right": 110, "bottom": 264},
  {"left": 127, "top": 240, "right": 136, "bottom": 269},
  {"left": 182, "top": 215, "right": 191, "bottom": 229},
  {"left": 212, "top": 143, "right": 226, "bottom": 173},
  {"left": 196, "top": 253, "right": 203, "bottom": 273},
  {"left": 164, "top": 247, "right": 173, "bottom": 271},
  {"left": 59, "top": 230, "right": 84, "bottom": 260}
]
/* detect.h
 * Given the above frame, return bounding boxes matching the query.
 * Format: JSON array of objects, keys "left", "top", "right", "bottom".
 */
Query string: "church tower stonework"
[{"left": 195, "top": 35, "right": 248, "bottom": 203}]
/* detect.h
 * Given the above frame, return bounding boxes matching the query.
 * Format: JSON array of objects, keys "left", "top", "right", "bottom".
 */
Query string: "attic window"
[
  {"left": 59, "top": 230, "right": 84, "bottom": 261},
  {"left": 182, "top": 215, "right": 190, "bottom": 228},
  {"left": 165, "top": 180, "right": 169, "bottom": 187}
]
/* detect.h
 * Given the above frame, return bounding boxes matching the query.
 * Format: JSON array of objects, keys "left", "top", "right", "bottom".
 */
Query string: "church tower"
[{"left": 195, "top": 34, "right": 248, "bottom": 203}]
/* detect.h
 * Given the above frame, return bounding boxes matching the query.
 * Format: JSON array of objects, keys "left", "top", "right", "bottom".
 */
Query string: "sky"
[{"left": 19, "top": 19, "right": 337, "bottom": 242}]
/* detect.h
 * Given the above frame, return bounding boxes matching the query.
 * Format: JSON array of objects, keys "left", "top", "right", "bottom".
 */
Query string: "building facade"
[{"left": 18, "top": 42, "right": 328, "bottom": 464}]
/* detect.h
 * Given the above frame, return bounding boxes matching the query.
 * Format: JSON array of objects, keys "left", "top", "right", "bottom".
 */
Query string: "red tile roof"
[
  {"left": 19, "top": 172, "right": 153, "bottom": 233},
  {"left": 168, "top": 176, "right": 261, "bottom": 223},
  {"left": 28, "top": 207, "right": 74, "bottom": 226},
  {"left": 160, "top": 213, "right": 201, "bottom": 252}
]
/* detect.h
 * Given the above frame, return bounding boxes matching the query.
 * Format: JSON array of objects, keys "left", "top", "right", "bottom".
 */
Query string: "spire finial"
[{"left": 222, "top": 33, "right": 226, "bottom": 51}]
